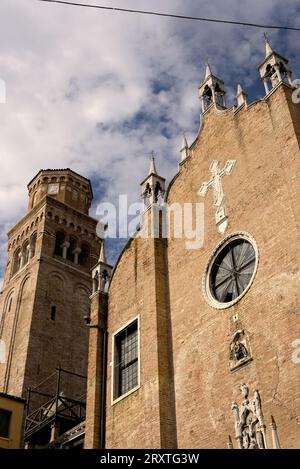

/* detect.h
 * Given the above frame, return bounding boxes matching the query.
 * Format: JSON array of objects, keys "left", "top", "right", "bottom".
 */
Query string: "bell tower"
[
  {"left": 198, "top": 63, "right": 226, "bottom": 113},
  {"left": 0, "top": 168, "right": 101, "bottom": 400},
  {"left": 258, "top": 35, "right": 292, "bottom": 94}
]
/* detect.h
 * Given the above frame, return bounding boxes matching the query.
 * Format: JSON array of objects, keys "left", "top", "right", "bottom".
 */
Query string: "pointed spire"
[
  {"left": 264, "top": 33, "right": 273, "bottom": 57},
  {"left": 204, "top": 63, "right": 212, "bottom": 79},
  {"left": 199, "top": 62, "right": 226, "bottom": 112},
  {"left": 259, "top": 33, "right": 292, "bottom": 93},
  {"left": 227, "top": 435, "right": 233, "bottom": 449},
  {"left": 180, "top": 133, "right": 189, "bottom": 162},
  {"left": 148, "top": 152, "right": 157, "bottom": 175},
  {"left": 181, "top": 133, "right": 188, "bottom": 151},
  {"left": 236, "top": 82, "right": 247, "bottom": 107},
  {"left": 141, "top": 153, "right": 165, "bottom": 207},
  {"left": 237, "top": 83, "right": 243, "bottom": 95},
  {"left": 270, "top": 415, "right": 281, "bottom": 449},
  {"left": 99, "top": 241, "right": 106, "bottom": 264}
]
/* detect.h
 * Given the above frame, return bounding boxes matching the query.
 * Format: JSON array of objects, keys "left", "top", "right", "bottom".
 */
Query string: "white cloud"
[{"left": 0, "top": 0, "right": 299, "bottom": 284}]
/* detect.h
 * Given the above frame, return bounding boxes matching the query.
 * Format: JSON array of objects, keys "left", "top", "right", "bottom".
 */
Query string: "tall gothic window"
[{"left": 113, "top": 319, "right": 139, "bottom": 401}]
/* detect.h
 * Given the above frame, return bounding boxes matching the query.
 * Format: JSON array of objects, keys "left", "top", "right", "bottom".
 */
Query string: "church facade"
[
  {"left": 84, "top": 39, "right": 300, "bottom": 449},
  {"left": 0, "top": 39, "right": 300, "bottom": 449}
]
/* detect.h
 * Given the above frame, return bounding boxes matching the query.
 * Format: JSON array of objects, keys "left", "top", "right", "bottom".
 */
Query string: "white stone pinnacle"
[
  {"left": 237, "top": 83, "right": 243, "bottom": 95},
  {"left": 204, "top": 63, "right": 212, "bottom": 79},
  {"left": 265, "top": 37, "right": 273, "bottom": 57},
  {"left": 148, "top": 155, "right": 157, "bottom": 175},
  {"left": 181, "top": 133, "right": 188, "bottom": 151},
  {"left": 99, "top": 241, "right": 107, "bottom": 264}
]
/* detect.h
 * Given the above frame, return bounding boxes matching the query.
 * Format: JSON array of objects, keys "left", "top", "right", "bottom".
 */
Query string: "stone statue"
[
  {"left": 229, "top": 330, "right": 251, "bottom": 371},
  {"left": 231, "top": 385, "right": 267, "bottom": 450}
]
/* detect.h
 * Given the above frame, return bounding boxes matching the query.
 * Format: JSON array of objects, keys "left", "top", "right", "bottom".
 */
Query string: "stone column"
[
  {"left": 73, "top": 247, "right": 82, "bottom": 264},
  {"left": 200, "top": 96, "right": 205, "bottom": 113},
  {"left": 61, "top": 241, "right": 70, "bottom": 259},
  {"left": 274, "top": 64, "right": 282, "bottom": 84},
  {"left": 19, "top": 251, "right": 26, "bottom": 269},
  {"left": 139, "top": 205, "right": 177, "bottom": 448},
  {"left": 263, "top": 78, "right": 270, "bottom": 94},
  {"left": 28, "top": 245, "right": 34, "bottom": 260}
]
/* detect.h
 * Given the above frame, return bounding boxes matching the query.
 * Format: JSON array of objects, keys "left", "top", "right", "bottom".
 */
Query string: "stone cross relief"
[{"left": 198, "top": 160, "right": 236, "bottom": 234}]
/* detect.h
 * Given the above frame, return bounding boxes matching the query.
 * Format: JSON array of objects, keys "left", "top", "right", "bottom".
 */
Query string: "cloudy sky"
[{"left": 0, "top": 0, "right": 299, "bottom": 286}]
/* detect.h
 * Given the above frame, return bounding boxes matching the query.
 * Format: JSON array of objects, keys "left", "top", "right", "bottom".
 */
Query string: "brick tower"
[{"left": 0, "top": 169, "right": 101, "bottom": 401}]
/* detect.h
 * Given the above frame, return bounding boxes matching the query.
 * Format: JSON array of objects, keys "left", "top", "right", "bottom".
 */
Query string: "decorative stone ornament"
[
  {"left": 92, "top": 241, "right": 113, "bottom": 294},
  {"left": 229, "top": 330, "right": 252, "bottom": 372},
  {"left": 203, "top": 232, "right": 259, "bottom": 309},
  {"left": 140, "top": 154, "right": 165, "bottom": 209},
  {"left": 198, "top": 160, "right": 236, "bottom": 234},
  {"left": 258, "top": 36, "right": 292, "bottom": 95},
  {"left": 198, "top": 63, "right": 226, "bottom": 113},
  {"left": 230, "top": 384, "right": 281, "bottom": 449}
]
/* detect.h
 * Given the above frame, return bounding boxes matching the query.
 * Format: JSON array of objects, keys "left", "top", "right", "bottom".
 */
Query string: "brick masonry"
[
  {"left": 85, "top": 82, "right": 300, "bottom": 449},
  {"left": 0, "top": 170, "right": 100, "bottom": 403}
]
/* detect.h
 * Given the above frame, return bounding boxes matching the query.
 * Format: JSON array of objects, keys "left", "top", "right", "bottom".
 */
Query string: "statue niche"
[{"left": 229, "top": 330, "right": 252, "bottom": 372}]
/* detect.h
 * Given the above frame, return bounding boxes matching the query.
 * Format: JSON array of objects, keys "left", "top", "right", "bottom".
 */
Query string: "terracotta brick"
[{"left": 85, "top": 82, "right": 300, "bottom": 449}]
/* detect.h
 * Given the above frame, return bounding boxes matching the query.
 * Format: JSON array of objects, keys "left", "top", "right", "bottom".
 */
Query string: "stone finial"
[
  {"left": 258, "top": 35, "right": 293, "bottom": 94},
  {"left": 141, "top": 155, "right": 165, "bottom": 208},
  {"left": 98, "top": 241, "right": 106, "bottom": 264},
  {"left": 264, "top": 33, "right": 273, "bottom": 57},
  {"left": 92, "top": 240, "right": 112, "bottom": 294},
  {"left": 198, "top": 63, "right": 226, "bottom": 113},
  {"left": 236, "top": 83, "right": 248, "bottom": 107},
  {"left": 148, "top": 153, "right": 157, "bottom": 175},
  {"left": 180, "top": 134, "right": 190, "bottom": 161},
  {"left": 204, "top": 63, "right": 212, "bottom": 79}
]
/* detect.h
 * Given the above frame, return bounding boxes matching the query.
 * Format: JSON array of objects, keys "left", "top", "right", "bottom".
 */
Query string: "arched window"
[
  {"left": 22, "top": 240, "right": 29, "bottom": 265},
  {"left": 214, "top": 83, "right": 225, "bottom": 107},
  {"left": 203, "top": 84, "right": 213, "bottom": 110},
  {"left": 279, "top": 61, "right": 287, "bottom": 79},
  {"left": 265, "top": 64, "right": 279, "bottom": 89},
  {"left": 79, "top": 243, "right": 90, "bottom": 267},
  {"left": 30, "top": 232, "right": 37, "bottom": 258},
  {"left": 31, "top": 191, "right": 37, "bottom": 209},
  {"left": 11, "top": 248, "right": 21, "bottom": 276},
  {"left": 54, "top": 231, "right": 65, "bottom": 257}
]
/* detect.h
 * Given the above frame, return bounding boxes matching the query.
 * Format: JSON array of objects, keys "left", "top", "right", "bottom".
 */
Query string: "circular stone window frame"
[{"left": 203, "top": 231, "right": 259, "bottom": 310}]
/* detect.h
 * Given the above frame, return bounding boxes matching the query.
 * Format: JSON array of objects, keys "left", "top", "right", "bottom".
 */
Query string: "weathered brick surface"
[
  {"left": 84, "top": 291, "right": 108, "bottom": 449},
  {"left": 167, "top": 84, "right": 300, "bottom": 448},
  {"left": 85, "top": 83, "right": 300, "bottom": 449},
  {"left": 0, "top": 171, "right": 100, "bottom": 402},
  {"left": 104, "top": 210, "right": 177, "bottom": 449}
]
